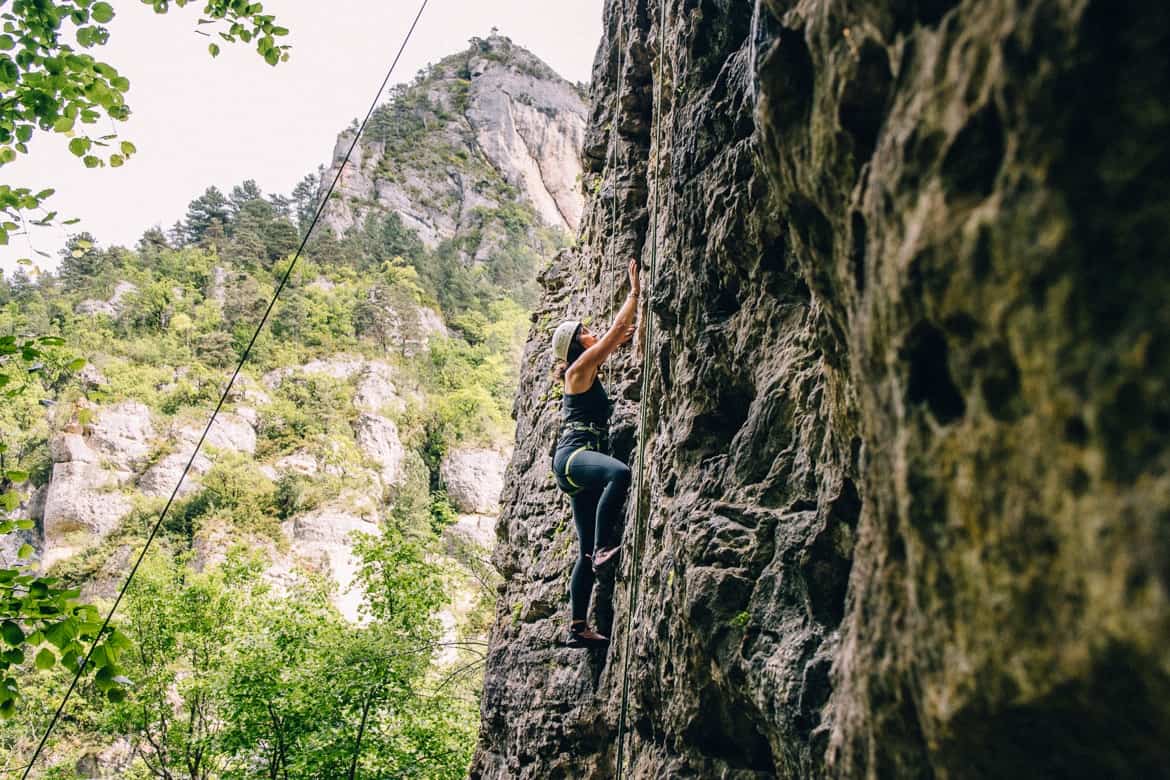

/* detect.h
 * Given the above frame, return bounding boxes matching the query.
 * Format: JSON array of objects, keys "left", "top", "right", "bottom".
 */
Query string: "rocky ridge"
[
  {"left": 319, "top": 34, "right": 588, "bottom": 248},
  {"left": 473, "top": 0, "right": 1170, "bottom": 778}
]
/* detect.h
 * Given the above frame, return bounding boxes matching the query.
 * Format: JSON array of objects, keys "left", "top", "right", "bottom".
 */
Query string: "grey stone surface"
[
  {"left": 472, "top": 2, "right": 1170, "bottom": 778},
  {"left": 283, "top": 507, "right": 381, "bottom": 623},
  {"left": 440, "top": 447, "right": 509, "bottom": 515},
  {"left": 318, "top": 35, "right": 586, "bottom": 243},
  {"left": 353, "top": 413, "right": 405, "bottom": 487}
]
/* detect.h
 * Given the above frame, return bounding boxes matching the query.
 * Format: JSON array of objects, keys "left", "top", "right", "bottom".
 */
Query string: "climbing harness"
[
  {"left": 614, "top": 0, "right": 669, "bottom": 775},
  {"left": 553, "top": 422, "right": 608, "bottom": 496},
  {"left": 15, "top": 2, "right": 431, "bottom": 776}
]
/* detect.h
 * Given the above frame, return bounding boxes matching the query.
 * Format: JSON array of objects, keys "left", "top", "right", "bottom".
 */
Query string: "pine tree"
[
  {"left": 228, "top": 179, "right": 264, "bottom": 218},
  {"left": 137, "top": 226, "right": 169, "bottom": 254},
  {"left": 183, "top": 186, "right": 231, "bottom": 245},
  {"left": 290, "top": 172, "right": 322, "bottom": 236},
  {"left": 57, "top": 232, "right": 104, "bottom": 292}
]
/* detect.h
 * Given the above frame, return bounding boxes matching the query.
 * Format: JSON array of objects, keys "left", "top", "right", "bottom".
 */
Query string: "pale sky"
[{"left": 1, "top": 0, "right": 603, "bottom": 273}]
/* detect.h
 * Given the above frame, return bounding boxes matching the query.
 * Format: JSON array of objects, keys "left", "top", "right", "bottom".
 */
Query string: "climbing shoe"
[
  {"left": 566, "top": 622, "right": 609, "bottom": 649},
  {"left": 591, "top": 545, "right": 620, "bottom": 573}
]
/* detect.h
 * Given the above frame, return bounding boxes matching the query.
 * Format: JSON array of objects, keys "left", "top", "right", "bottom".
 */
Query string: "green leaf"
[
  {"left": 83, "top": 155, "right": 102, "bottom": 168},
  {"left": 91, "top": 3, "right": 115, "bottom": 24},
  {"left": 209, "top": 43, "right": 220, "bottom": 57},
  {"left": 109, "top": 153, "right": 124, "bottom": 167},
  {"left": 68, "top": 137, "right": 90, "bottom": 157},
  {"left": 34, "top": 648, "right": 55, "bottom": 671},
  {"left": 68, "top": 358, "right": 87, "bottom": 371},
  {"left": 120, "top": 141, "right": 136, "bottom": 156},
  {"left": 4, "top": 470, "right": 28, "bottom": 483},
  {"left": 0, "top": 621, "right": 23, "bottom": 647},
  {"left": 17, "top": 544, "right": 33, "bottom": 560}
]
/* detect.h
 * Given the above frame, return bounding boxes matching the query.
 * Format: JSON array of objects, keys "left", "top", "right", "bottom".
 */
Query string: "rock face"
[
  {"left": 76, "top": 281, "right": 139, "bottom": 318},
  {"left": 40, "top": 402, "right": 154, "bottom": 560},
  {"left": 353, "top": 413, "right": 406, "bottom": 487},
  {"left": 284, "top": 507, "right": 381, "bottom": 623},
  {"left": 473, "top": 1, "right": 1170, "bottom": 778},
  {"left": 440, "top": 446, "right": 510, "bottom": 514},
  {"left": 319, "top": 34, "right": 587, "bottom": 244}
]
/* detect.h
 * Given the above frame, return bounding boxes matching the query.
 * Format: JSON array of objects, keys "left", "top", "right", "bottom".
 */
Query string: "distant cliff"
[
  {"left": 473, "top": 0, "right": 1170, "bottom": 777},
  {"left": 319, "top": 34, "right": 587, "bottom": 248}
]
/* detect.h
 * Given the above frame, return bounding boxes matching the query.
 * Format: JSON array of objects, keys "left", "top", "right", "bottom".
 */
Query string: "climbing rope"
[
  {"left": 602, "top": 12, "right": 628, "bottom": 312},
  {"left": 614, "top": 0, "right": 668, "bottom": 776},
  {"left": 14, "top": 2, "right": 431, "bottom": 775}
]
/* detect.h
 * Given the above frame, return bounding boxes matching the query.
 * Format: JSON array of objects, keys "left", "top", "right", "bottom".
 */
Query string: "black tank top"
[{"left": 556, "top": 377, "right": 610, "bottom": 452}]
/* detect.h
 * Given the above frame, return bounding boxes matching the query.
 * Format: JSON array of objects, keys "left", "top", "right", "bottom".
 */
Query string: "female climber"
[{"left": 550, "top": 258, "right": 640, "bottom": 648}]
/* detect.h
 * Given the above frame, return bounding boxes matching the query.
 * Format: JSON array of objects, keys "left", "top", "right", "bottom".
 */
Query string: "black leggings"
[{"left": 553, "top": 447, "right": 632, "bottom": 622}]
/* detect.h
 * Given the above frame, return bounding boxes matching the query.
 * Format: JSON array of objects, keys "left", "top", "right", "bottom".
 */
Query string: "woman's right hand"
[
  {"left": 627, "top": 259, "right": 640, "bottom": 296},
  {"left": 616, "top": 325, "right": 635, "bottom": 345}
]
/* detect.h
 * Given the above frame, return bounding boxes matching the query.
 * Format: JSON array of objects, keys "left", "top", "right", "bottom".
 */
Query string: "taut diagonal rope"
[{"left": 16, "top": 2, "right": 430, "bottom": 775}]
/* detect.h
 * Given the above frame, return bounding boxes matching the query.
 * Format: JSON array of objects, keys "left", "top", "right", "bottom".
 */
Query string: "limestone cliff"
[
  {"left": 319, "top": 34, "right": 587, "bottom": 247},
  {"left": 473, "top": 0, "right": 1170, "bottom": 777}
]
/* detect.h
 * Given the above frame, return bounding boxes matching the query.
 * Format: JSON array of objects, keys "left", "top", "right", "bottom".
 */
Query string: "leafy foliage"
[
  {"left": 0, "top": 335, "right": 128, "bottom": 718},
  {"left": 0, "top": 0, "right": 290, "bottom": 256}
]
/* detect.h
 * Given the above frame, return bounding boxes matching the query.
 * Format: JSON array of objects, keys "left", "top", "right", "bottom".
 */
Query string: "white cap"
[{"left": 552, "top": 320, "right": 581, "bottom": 362}]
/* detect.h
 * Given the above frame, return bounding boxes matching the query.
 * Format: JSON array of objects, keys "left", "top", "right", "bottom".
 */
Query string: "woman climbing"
[{"left": 550, "top": 258, "right": 640, "bottom": 649}]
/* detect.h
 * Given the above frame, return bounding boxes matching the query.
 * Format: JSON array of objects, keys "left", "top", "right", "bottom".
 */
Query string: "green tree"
[
  {"left": 56, "top": 233, "right": 104, "bottom": 292},
  {"left": 0, "top": 0, "right": 290, "bottom": 248},
  {"left": 183, "top": 186, "right": 231, "bottom": 246},
  {"left": 289, "top": 171, "right": 321, "bottom": 235}
]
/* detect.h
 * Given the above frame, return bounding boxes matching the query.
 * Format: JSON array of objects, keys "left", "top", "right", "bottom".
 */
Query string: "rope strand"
[
  {"left": 16, "top": 2, "right": 430, "bottom": 774},
  {"left": 604, "top": 12, "right": 628, "bottom": 314},
  {"left": 614, "top": 0, "right": 668, "bottom": 775}
]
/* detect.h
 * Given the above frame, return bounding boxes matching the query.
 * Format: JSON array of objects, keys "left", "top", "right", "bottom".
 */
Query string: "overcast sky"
[{"left": 1, "top": 0, "right": 603, "bottom": 273}]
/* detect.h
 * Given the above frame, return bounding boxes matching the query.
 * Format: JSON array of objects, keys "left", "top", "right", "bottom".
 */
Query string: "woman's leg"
[
  {"left": 569, "top": 488, "right": 601, "bottom": 622},
  {"left": 565, "top": 450, "right": 631, "bottom": 551}
]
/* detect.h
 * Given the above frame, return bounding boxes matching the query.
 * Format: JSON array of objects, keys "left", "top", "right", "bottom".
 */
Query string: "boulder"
[
  {"left": 354, "top": 413, "right": 405, "bottom": 487},
  {"left": 137, "top": 447, "right": 210, "bottom": 498},
  {"left": 284, "top": 507, "right": 380, "bottom": 622},
  {"left": 353, "top": 362, "right": 402, "bottom": 413},
  {"left": 42, "top": 461, "right": 132, "bottom": 557},
  {"left": 439, "top": 447, "right": 509, "bottom": 514},
  {"left": 179, "top": 411, "right": 256, "bottom": 455},
  {"left": 88, "top": 401, "right": 153, "bottom": 468},
  {"left": 275, "top": 450, "right": 318, "bottom": 477}
]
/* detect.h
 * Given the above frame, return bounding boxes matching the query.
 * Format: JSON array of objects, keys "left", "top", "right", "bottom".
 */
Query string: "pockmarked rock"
[{"left": 472, "top": 2, "right": 1170, "bottom": 778}]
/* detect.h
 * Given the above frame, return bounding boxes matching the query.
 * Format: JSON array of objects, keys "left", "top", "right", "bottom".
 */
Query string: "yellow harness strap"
[{"left": 563, "top": 445, "right": 590, "bottom": 491}]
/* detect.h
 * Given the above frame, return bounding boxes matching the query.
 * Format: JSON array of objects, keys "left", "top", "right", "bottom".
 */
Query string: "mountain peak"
[{"left": 319, "top": 37, "right": 587, "bottom": 248}]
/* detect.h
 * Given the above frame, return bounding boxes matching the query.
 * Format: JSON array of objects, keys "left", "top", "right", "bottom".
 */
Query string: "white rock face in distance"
[
  {"left": 179, "top": 411, "right": 257, "bottom": 455},
  {"left": 42, "top": 460, "right": 132, "bottom": 565},
  {"left": 353, "top": 362, "right": 403, "bottom": 414},
  {"left": 466, "top": 51, "right": 587, "bottom": 231},
  {"left": 76, "top": 280, "right": 139, "bottom": 318},
  {"left": 88, "top": 400, "right": 154, "bottom": 469},
  {"left": 354, "top": 413, "right": 405, "bottom": 487},
  {"left": 41, "top": 402, "right": 154, "bottom": 562},
  {"left": 263, "top": 354, "right": 366, "bottom": 389},
  {"left": 318, "top": 35, "right": 586, "bottom": 242},
  {"left": 283, "top": 507, "right": 380, "bottom": 623},
  {"left": 440, "top": 447, "right": 510, "bottom": 514}
]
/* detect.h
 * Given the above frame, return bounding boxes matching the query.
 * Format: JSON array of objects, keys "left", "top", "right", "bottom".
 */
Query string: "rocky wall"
[{"left": 473, "top": 0, "right": 1170, "bottom": 777}]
